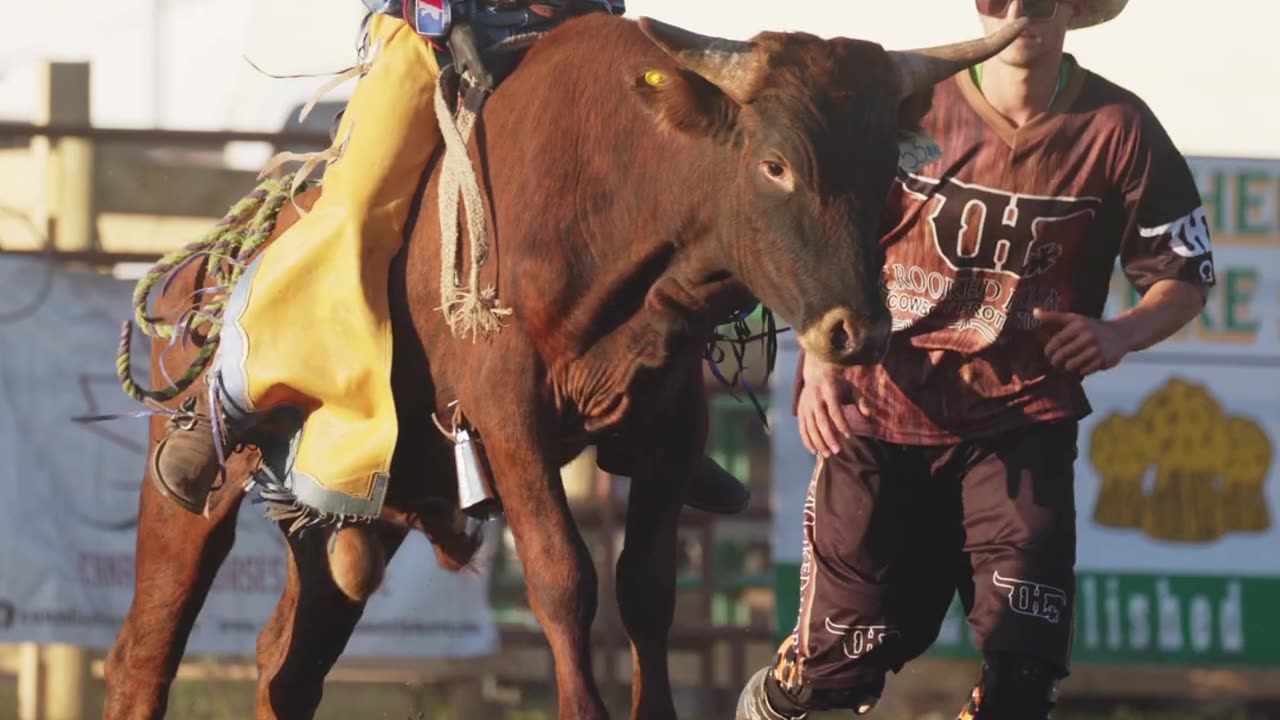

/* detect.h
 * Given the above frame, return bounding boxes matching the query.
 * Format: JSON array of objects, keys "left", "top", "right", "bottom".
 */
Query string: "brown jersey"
[{"left": 823, "top": 58, "right": 1216, "bottom": 445}]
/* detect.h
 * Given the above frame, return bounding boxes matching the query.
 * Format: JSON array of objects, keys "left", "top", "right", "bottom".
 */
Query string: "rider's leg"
[{"left": 150, "top": 13, "right": 440, "bottom": 515}]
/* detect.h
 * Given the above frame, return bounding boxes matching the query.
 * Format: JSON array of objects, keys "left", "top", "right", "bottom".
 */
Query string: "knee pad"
[
  {"left": 764, "top": 669, "right": 883, "bottom": 717},
  {"left": 960, "top": 653, "right": 1061, "bottom": 720}
]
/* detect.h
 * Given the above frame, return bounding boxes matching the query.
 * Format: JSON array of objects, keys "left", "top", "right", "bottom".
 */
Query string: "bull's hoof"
[{"left": 327, "top": 524, "right": 385, "bottom": 603}]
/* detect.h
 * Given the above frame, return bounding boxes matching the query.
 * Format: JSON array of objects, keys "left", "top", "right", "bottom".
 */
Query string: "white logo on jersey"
[
  {"left": 824, "top": 618, "right": 902, "bottom": 659},
  {"left": 992, "top": 571, "right": 1069, "bottom": 625},
  {"left": 902, "top": 174, "right": 1103, "bottom": 280},
  {"left": 1139, "top": 206, "right": 1212, "bottom": 258}
]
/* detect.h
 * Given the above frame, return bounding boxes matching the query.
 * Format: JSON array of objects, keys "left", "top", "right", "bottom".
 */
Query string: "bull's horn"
[
  {"left": 636, "top": 17, "right": 763, "bottom": 105},
  {"left": 888, "top": 18, "right": 1029, "bottom": 99}
]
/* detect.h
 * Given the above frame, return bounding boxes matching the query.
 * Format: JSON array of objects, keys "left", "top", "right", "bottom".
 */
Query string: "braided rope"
[
  {"left": 434, "top": 69, "right": 512, "bottom": 341},
  {"left": 117, "top": 173, "right": 314, "bottom": 404}
]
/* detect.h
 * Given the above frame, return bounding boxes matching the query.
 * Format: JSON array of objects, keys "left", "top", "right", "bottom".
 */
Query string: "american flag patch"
[{"left": 414, "top": 0, "right": 451, "bottom": 38}]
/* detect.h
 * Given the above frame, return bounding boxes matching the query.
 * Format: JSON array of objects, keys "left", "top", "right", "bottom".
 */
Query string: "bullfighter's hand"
[
  {"left": 798, "top": 353, "right": 856, "bottom": 458},
  {"left": 1034, "top": 308, "right": 1132, "bottom": 377}
]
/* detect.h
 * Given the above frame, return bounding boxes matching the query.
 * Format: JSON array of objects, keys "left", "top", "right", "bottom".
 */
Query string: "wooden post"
[
  {"left": 43, "top": 645, "right": 88, "bottom": 720},
  {"left": 35, "top": 61, "right": 97, "bottom": 252},
  {"left": 15, "top": 61, "right": 96, "bottom": 720},
  {"left": 597, "top": 465, "right": 619, "bottom": 707},
  {"left": 17, "top": 642, "right": 42, "bottom": 720},
  {"left": 559, "top": 446, "right": 597, "bottom": 503}
]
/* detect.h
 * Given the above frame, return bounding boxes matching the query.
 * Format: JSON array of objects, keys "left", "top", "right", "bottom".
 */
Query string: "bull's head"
[{"left": 634, "top": 17, "right": 1026, "bottom": 365}]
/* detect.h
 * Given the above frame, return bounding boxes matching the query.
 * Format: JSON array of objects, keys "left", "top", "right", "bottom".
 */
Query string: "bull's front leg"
[
  {"left": 612, "top": 367, "right": 707, "bottom": 720},
  {"left": 470, "top": 384, "right": 608, "bottom": 719}
]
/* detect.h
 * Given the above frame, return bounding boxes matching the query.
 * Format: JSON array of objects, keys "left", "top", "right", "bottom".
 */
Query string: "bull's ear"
[
  {"left": 896, "top": 87, "right": 941, "bottom": 173},
  {"left": 636, "top": 17, "right": 764, "bottom": 105},
  {"left": 632, "top": 67, "right": 738, "bottom": 138}
]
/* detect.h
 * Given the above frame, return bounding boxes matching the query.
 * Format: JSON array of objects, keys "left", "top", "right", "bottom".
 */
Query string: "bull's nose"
[{"left": 797, "top": 308, "right": 891, "bottom": 366}]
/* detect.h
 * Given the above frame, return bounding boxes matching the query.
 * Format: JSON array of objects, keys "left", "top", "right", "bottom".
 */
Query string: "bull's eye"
[{"left": 760, "top": 160, "right": 793, "bottom": 191}]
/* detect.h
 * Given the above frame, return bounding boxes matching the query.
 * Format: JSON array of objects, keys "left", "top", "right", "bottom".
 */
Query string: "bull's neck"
[
  {"left": 489, "top": 15, "right": 748, "bottom": 364},
  {"left": 534, "top": 114, "right": 738, "bottom": 359}
]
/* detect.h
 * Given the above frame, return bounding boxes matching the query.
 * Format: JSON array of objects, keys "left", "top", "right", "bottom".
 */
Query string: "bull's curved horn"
[
  {"left": 888, "top": 18, "right": 1029, "bottom": 99},
  {"left": 636, "top": 17, "right": 763, "bottom": 105}
]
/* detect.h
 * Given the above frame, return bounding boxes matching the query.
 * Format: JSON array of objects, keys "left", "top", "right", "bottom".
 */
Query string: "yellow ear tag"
[{"left": 644, "top": 70, "right": 667, "bottom": 87}]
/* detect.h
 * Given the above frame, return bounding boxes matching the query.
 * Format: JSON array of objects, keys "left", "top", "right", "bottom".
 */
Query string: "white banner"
[
  {"left": 0, "top": 256, "right": 499, "bottom": 658},
  {"left": 1075, "top": 155, "right": 1280, "bottom": 576}
]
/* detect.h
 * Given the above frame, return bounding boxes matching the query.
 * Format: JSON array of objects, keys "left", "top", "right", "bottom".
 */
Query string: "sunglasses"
[{"left": 975, "top": 0, "right": 1060, "bottom": 21}]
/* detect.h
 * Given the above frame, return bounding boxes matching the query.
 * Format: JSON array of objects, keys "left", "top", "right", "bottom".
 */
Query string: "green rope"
[{"left": 117, "top": 173, "right": 315, "bottom": 404}]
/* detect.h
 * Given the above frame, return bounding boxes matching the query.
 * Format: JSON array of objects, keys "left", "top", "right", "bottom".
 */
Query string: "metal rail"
[{"left": 0, "top": 121, "right": 329, "bottom": 147}]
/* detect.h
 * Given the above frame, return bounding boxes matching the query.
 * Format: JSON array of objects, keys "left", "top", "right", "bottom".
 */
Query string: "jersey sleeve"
[{"left": 1115, "top": 103, "right": 1216, "bottom": 293}]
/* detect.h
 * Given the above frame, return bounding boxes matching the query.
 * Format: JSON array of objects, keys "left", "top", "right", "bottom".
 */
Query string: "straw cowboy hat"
[{"left": 1071, "top": 0, "right": 1128, "bottom": 29}]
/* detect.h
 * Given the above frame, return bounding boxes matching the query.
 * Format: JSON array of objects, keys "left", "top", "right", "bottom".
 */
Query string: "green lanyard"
[{"left": 971, "top": 56, "right": 1074, "bottom": 107}]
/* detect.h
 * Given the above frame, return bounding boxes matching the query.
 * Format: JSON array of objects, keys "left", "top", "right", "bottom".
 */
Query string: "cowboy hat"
[{"left": 1070, "top": 0, "right": 1128, "bottom": 29}]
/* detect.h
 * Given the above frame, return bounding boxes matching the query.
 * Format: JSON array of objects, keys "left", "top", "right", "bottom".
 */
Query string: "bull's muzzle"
[{"left": 798, "top": 307, "right": 891, "bottom": 366}]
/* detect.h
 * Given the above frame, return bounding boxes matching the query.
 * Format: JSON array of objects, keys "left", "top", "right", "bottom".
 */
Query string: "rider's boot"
[
  {"left": 685, "top": 455, "right": 752, "bottom": 514},
  {"left": 596, "top": 445, "right": 752, "bottom": 515},
  {"left": 148, "top": 387, "right": 234, "bottom": 515}
]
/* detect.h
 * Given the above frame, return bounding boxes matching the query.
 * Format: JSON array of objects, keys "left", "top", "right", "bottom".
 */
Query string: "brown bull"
[{"left": 103, "top": 13, "right": 1024, "bottom": 720}]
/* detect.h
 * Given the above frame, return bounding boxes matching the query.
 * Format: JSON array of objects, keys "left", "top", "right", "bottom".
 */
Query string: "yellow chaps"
[{"left": 217, "top": 15, "right": 441, "bottom": 518}]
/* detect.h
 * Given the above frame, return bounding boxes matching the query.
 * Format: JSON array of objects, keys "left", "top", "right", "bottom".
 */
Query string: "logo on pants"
[
  {"left": 992, "top": 571, "right": 1068, "bottom": 625},
  {"left": 824, "top": 618, "right": 901, "bottom": 659}
]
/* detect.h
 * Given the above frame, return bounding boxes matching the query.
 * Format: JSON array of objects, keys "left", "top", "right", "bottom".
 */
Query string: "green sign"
[
  {"left": 930, "top": 573, "right": 1280, "bottom": 667},
  {"left": 1191, "top": 159, "right": 1280, "bottom": 238},
  {"left": 774, "top": 568, "right": 1280, "bottom": 667}
]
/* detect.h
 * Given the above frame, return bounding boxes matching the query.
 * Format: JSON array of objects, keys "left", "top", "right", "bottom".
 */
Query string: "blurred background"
[{"left": 0, "top": 1, "right": 1276, "bottom": 718}]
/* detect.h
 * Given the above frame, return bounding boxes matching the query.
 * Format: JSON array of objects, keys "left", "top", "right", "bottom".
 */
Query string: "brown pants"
[{"left": 775, "top": 421, "right": 1078, "bottom": 694}]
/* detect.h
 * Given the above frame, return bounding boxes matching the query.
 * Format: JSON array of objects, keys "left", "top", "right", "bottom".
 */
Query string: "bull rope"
[
  {"left": 115, "top": 173, "right": 311, "bottom": 405},
  {"left": 433, "top": 65, "right": 512, "bottom": 341}
]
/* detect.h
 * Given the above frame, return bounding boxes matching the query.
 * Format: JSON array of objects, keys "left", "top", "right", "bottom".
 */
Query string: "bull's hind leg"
[
  {"left": 103, "top": 434, "right": 248, "bottom": 720},
  {"left": 616, "top": 462, "right": 685, "bottom": 720},
  {"left": 253, "top": 521, "right": 408, "bottom": 720},
  {"left": 613, "top": 371, "right": 708, "bottom": 720}
]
